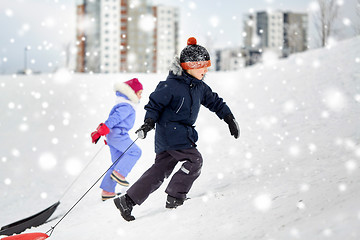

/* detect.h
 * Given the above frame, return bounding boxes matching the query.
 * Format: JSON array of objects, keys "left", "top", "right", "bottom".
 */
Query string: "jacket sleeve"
[
  {"left": 201, "top": 84, "right": 232, "bottom": 119},
  {"left": 144, "top": 81, "right": 173, "bottom": 122},
  {"left": 104, "top": 104, "right": 132, "bottom": 129}
]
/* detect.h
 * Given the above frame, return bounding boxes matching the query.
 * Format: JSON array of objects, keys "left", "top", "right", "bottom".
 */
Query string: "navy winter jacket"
[{"left": 144, "top": 62, "right": 232, "bottom": 153}]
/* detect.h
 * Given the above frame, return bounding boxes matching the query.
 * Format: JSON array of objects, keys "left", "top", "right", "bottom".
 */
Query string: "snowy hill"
[{"left": 1, "top": 36, "right": 360, "bottom": 239}]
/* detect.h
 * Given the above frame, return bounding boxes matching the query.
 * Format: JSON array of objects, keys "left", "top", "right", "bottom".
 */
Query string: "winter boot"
[
  {"left": 101, "top": 190, "right": 116, "bottom": 201},
  {"left": 114, "top": 194, "right": 135, "bottom": 221},
  {"left": 165, "top": 195, "right": 184, "bottom": 209},
  {"left": 111, "top": 170, "right": 129, "bottom": 187}
]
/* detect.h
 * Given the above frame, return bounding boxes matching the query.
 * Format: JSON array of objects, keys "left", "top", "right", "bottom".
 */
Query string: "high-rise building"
[
  {"left": 100, "top": 0, "right": 121, "bottom": 73},
  {"left": 256, "top": 11, "right": 284, "bottom": 55},
  {"left": 215, "top": 48, "right": 244, "bottom": 71},
  {"left": 243, "top": 10, "right": 308, "bottom": 58},
  {"left": 153, "top": 5, "right": 180, "bottom": 73},
  {"left": 76, "top": 1, "right": 102, "bottom": 73},
  {"left": 125, "top": 0, "right": 154, "bottom": 73},
  {"left": 76, "top": 0, "right": 179, "bottom": 73}
]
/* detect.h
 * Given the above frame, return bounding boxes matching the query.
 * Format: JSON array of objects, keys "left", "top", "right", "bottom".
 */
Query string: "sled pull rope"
[
  {"left": 59, "top": 144, "right": 106, "bottom": 201},
  {"left": 46, "top": 138, "right": 138, "bottom": 237}
]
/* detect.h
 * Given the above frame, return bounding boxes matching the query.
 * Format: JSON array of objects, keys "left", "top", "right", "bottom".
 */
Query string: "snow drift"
[{"left": 1, "top": 36, "right": 360, "bottom": 239}]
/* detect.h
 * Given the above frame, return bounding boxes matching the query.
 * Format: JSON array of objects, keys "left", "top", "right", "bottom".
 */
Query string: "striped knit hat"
[{"left": 180, "top": 37, "right": 211, "bottom": 70}]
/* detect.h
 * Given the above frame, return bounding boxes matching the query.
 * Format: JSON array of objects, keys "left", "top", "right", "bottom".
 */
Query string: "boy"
[{"left": 114, "top": 38, "right": 239, "bottom": 221}]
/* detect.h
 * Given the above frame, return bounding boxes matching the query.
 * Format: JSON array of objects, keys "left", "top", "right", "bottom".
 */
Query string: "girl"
[{"left": 91, "top": 78, "right": 143, "bottom": 201}]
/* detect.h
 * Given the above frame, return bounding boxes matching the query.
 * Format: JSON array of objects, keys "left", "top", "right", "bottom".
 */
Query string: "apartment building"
[
  {"left": 243, "top": 10, "right": 308, "bottom": 59},
  {"left": 215, "top": 48, "right": 245, "bottom": 71},
  {"left": 153, "top": 5, "right": 180, "bottom": 73},
  {"left": 256, "top": 10, "right": 284, "bottom": 55},
  {"left": 76, "top": 0, "right": 179, "bottom": 73}
]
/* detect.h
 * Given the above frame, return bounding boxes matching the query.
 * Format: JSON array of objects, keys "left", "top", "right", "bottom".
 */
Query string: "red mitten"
[
  {"left": 97, "top": 123, "right": 110, "bottom": 135},
  {"left": 91, "top": 131, "right": 101, "bottom": 144},
  {"left": 91, "top": 123, "right": 110, "bottom": 144}
]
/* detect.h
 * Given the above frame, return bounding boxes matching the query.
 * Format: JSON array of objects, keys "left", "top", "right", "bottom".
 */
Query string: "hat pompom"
[{"left": 187, "top": 37, "right": 197, "bottom": 45}]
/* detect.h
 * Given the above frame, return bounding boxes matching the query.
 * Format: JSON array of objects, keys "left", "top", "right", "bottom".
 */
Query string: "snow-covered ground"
[{"left": 1, "top": 36, "right": 360, "bottom": 240}]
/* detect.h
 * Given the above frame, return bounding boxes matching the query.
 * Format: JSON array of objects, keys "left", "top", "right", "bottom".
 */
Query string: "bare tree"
[
  {"left": 284, "top": 22, "right": 307, "bottom": 55},
  {"left": 313, "top": 0, "right": 339, "bottom": 47}
]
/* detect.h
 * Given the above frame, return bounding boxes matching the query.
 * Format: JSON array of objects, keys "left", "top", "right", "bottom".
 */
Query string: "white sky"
[{"left": 0, "top": 0, "right": 358, "bottom": 74}]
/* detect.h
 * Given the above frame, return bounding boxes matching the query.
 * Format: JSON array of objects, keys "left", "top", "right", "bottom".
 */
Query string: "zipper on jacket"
[
  {"left": 189, "top": 82, "right": 194, "bottom": 115},
  {"left": 175, "top": 97, "right": 185, "bottom": 113}
]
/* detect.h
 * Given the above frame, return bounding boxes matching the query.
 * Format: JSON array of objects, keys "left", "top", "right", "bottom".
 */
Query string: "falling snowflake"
[
  {"left": 253, "top": 194, "right": 272, "bottom": 212},
  {"left": 201, "top": 127, "right": 221, "bottom": 144},
  {"left": 354, "top": 94, "right": 360, "bottom": 102},
  {"left": 262, "top": 50, "right": 279, "bottom": 66},
  {"left": 312, "top": 59, "right": 321, "bottom": 68},
  {"left": 338, "top": 183, "right": 347, "bottom": 192},
  {"left": 245, "top": 152, "right": 252, "bottom": 159},
  {"left": 51, "top": 138, "right": 59, "bottom": 144},
  {"left": 116, "top": 228, "right": 126, "bottom": 236},
  {"left": 202, "top": 195, "right": 209, "bottom": 203},
  {"left": 5, "top": 8, "right": 14, "bottom": 17},
  {"left": 19, "top": 123, "right": 29, "bottom": 132},
  {"left": 322, "top": 88, "right": 347, "bottom": 112},
  {"left": 321, "top": 110, "right": 330, "bottom": 118},
  {"left": 345, "top": 160, "right": 356, "bottom": 173},
  {"left": 11, "top": 148, "right": 20, "bottom": 157},
  {"left": 299, "top": 183, "right": 310, "bottom": 192},
  {"left": 40, "top": 192, "right": 48, "bottom": 199},
  {"left": 53, "top": 68, "right": 72, "bottom": 84},
  {"left": 283, "top": 100, "right": 296, "bottom": 114},
  {"left": 354, "top": 148, "right": 360, "bottom": 158},
  {"left": 342, "top": 18, "right": 351, "bottom": 26},
  {"left": 38, "top": 152, "right": 57, "bottom": 170},
  {"left": 308, "top": 143, "right": 317, "bottom": 154},
  {"left": 4, "top": 178, "right": 12, "bottom": 185},
  {"left": 42, "top": 102, "right": 49, "bottom": 109},
  {"left": 188, "top": 1, "right": 197, "bottom": 10},
  {"left": 322, "top": 228, "right": 333, "bottom": 237},
  {"left": 217, "top": 173, "right": 224, "bottom": 180},
  {"left": 65, "top": 157, "right": 83, "bottom": 176},
  {"left": 8, "top": 102, "right": 15, "bottom": 109},
  {"left": 48, "top": 125, "right": 55, "bottom": 132},
  {"left": 290, "top": 228, "right": 300, "bottom": 238},
  {"left": 31, "top": 91, "right": 42, "bottom": 99},
  {"left": 209, "top": 16, "right": 220, "bottom": 28},
  {"left": 295, "top": 57, "right": 304, "bottom": 66},
  {"left": 138, "top": 14, "right": 155, "bottom": 32},
  {"left": 289, "top": 145, "right": 300, "bottom": 157}
]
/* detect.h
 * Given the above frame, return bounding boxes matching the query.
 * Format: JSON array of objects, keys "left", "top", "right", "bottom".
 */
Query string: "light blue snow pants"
[{"left": 100, "top": 135, "right": 141, "bottom": 192}]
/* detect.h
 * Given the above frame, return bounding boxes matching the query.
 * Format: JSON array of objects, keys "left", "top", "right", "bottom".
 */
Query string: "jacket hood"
[
  {"left": 113, "top": 82, "right": 139, "bottom": 103},
  {"left": 169, "top": 56, "right": 183, "bottom": 76}
]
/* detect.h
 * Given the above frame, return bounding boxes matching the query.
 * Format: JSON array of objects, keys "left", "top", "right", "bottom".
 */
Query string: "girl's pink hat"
[{"left": 124, "top": 78, "right": 143, "bottom": 93}]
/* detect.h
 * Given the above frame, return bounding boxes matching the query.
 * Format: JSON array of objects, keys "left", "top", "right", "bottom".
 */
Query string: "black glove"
[
  {"left": 135, "top": 118, "right": 155, "bottom": 139},
  {"left": 224, "top": 114, "right": 240, "bottom": 139}
]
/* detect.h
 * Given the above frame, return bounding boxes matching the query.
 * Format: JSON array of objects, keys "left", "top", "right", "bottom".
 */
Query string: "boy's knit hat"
[
  {"left": 124, "top": 78, "right": 143, "bottom": 93},
  {"left": 180, "top": 37, "right": 211, "bottom": 70}
]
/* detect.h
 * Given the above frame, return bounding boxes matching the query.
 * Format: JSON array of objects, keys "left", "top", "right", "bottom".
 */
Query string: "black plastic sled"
[{"left": 0, "top": 201, "right": 60, "bottom": 236}]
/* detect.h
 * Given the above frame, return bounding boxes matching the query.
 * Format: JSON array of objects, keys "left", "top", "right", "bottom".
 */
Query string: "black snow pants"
[{"left": 127, "top": 148, "right": 203, "bottom": 205}]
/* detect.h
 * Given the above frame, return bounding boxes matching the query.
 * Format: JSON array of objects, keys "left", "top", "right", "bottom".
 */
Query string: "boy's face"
[{"left": 186, "top": 67, "right": 208, "bottom": 80}]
